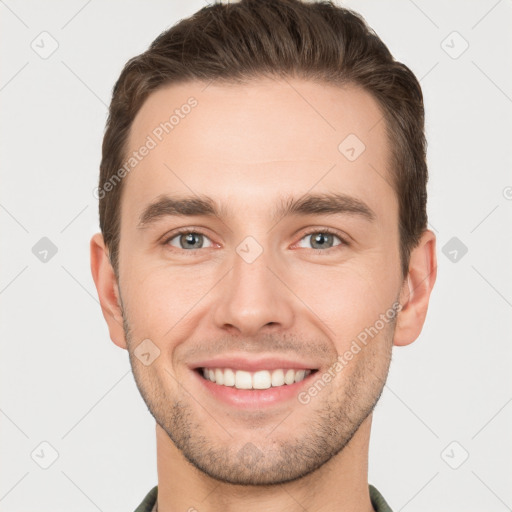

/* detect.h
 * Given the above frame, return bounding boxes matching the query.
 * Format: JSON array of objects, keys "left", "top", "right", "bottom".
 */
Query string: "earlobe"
[
  {"left": 90, "top": 233, "right": 127, "bottom": 350},
  {"left": 393, "top": 230, "right": 437, "bottom": 347}
]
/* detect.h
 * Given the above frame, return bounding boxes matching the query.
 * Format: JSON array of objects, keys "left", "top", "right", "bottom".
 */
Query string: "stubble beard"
[{"left": 122, "top": 307, "right": 394, "bottom": 486}]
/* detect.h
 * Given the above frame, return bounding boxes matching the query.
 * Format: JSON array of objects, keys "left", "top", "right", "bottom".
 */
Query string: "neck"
[{"left": 155, "top": 415, "right": 375, "bottom": 512}]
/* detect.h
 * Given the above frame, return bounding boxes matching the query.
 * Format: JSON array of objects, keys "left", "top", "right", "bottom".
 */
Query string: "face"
[{"left": 115, "top": 78, "right": 405, "bottom": 485}]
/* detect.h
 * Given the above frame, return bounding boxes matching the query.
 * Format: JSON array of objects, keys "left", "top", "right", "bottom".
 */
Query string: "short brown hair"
[{"left": 99, "top": 0, "right": 428, "bottom": 279}]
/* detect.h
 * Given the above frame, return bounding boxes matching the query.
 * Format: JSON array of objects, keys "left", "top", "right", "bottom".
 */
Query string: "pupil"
[
  {"left": 313, "top": 233, "right": 331, "bottom": 249},
  {"left": 183, "top": 233, "right": 201, "bottom": 249}
]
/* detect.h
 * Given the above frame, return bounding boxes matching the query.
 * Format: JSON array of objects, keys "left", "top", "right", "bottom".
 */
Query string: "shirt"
[{"left": 133, "top": 484, "right": 393, "bottom": 512}]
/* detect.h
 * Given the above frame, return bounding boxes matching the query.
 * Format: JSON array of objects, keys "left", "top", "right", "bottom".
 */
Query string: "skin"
[{"left": 91, "top": 77, "right": 437, "bottom": 512}]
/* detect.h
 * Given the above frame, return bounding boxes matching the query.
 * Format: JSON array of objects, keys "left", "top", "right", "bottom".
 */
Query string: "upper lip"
[{"left": 190, "top": 355, "right": 319, "bottom": 372}]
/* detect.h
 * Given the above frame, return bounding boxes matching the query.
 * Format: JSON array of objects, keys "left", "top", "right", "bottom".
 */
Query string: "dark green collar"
[{"left": 134, "top": 484, "right": 393, "bottom": 512}]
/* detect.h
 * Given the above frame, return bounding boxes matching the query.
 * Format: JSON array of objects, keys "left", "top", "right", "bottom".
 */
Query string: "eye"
[
  {"left": 164, "top": 230, "right": 214, "bottom": 251},
  {"left": 296, "top": 229, "right": 348, "bottom": 251}
]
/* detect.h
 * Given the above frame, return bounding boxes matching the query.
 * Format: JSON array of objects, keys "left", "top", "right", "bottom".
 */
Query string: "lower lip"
[{"left": 193, "top": 370, "right": 317, "bottom": 408}]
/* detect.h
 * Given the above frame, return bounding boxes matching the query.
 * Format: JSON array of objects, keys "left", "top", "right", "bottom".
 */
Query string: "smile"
[{"left": 199, "top": 367, "right": 316, "bottom": 390}]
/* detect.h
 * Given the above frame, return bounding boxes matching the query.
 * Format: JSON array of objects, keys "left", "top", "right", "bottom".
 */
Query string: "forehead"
[{"left": 123, "top": 77, "right": 396, "bottom": 227}]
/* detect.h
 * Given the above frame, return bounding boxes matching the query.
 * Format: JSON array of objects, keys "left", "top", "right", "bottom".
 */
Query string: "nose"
[{"left": 211, "top": 247, "right": 295, "bottom": 337}]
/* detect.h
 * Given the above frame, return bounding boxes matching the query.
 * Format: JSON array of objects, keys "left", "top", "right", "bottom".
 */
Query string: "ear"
[
  {"left": 90, "top": 233, "right": 127, "bottom": 349},
  {"left": 393, "top": 229, "right": 437, "bottom": 347}
]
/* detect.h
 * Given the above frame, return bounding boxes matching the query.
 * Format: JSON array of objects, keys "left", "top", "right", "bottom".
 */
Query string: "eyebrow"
[{"left": 137, "top": 192, "right": 376, "bottom": 229}]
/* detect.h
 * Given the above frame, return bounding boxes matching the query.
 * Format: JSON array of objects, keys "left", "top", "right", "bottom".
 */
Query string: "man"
[{"left": 90, "top": 0, "right": 437, "bottom": 510}]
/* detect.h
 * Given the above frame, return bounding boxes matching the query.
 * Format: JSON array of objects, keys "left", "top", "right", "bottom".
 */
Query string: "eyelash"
[
  {"left": 161, "top": 227, "right": 350, "bottom": 254},
  {"left": 297, "top": 228, "right": 350, "bottom": 252}
]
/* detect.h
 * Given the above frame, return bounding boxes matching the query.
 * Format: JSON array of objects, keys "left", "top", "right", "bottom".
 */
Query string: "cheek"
[
  {"left": 289, "top": 258, "right": 399, "bottom": 344},
  {"left": 120, "top": 260, "right": 215, "bottom": 339}
]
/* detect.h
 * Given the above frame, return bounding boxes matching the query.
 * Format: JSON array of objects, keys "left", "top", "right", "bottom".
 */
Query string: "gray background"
[{"left": 1, "top": 0, "right": 511, "bottom": 510}]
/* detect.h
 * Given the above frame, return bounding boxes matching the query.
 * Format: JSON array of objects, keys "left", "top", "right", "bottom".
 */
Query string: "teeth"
[
  {"left": 253, "top": 370, "right": 271, "bottom": 389},
  {"left": 215, "top": 368, "right": 224, "bottom": 385},
  {"left": 294, "top": 370, "right": 306, "bottom": 383},
  {"left": 201, "top": 368, "right": 312, "bottom": 389},
  {"left": 284, "top": 369, "right": 295, "bottom": 385},
  {"left": 271, "top": 369, "right": 285, "bottom": 387},
  {"left": 235, "top": 370, "right": 252, "bottom": 389},
  {"left": 224, "top": 368, "right": 235, "bottom": 386}
]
